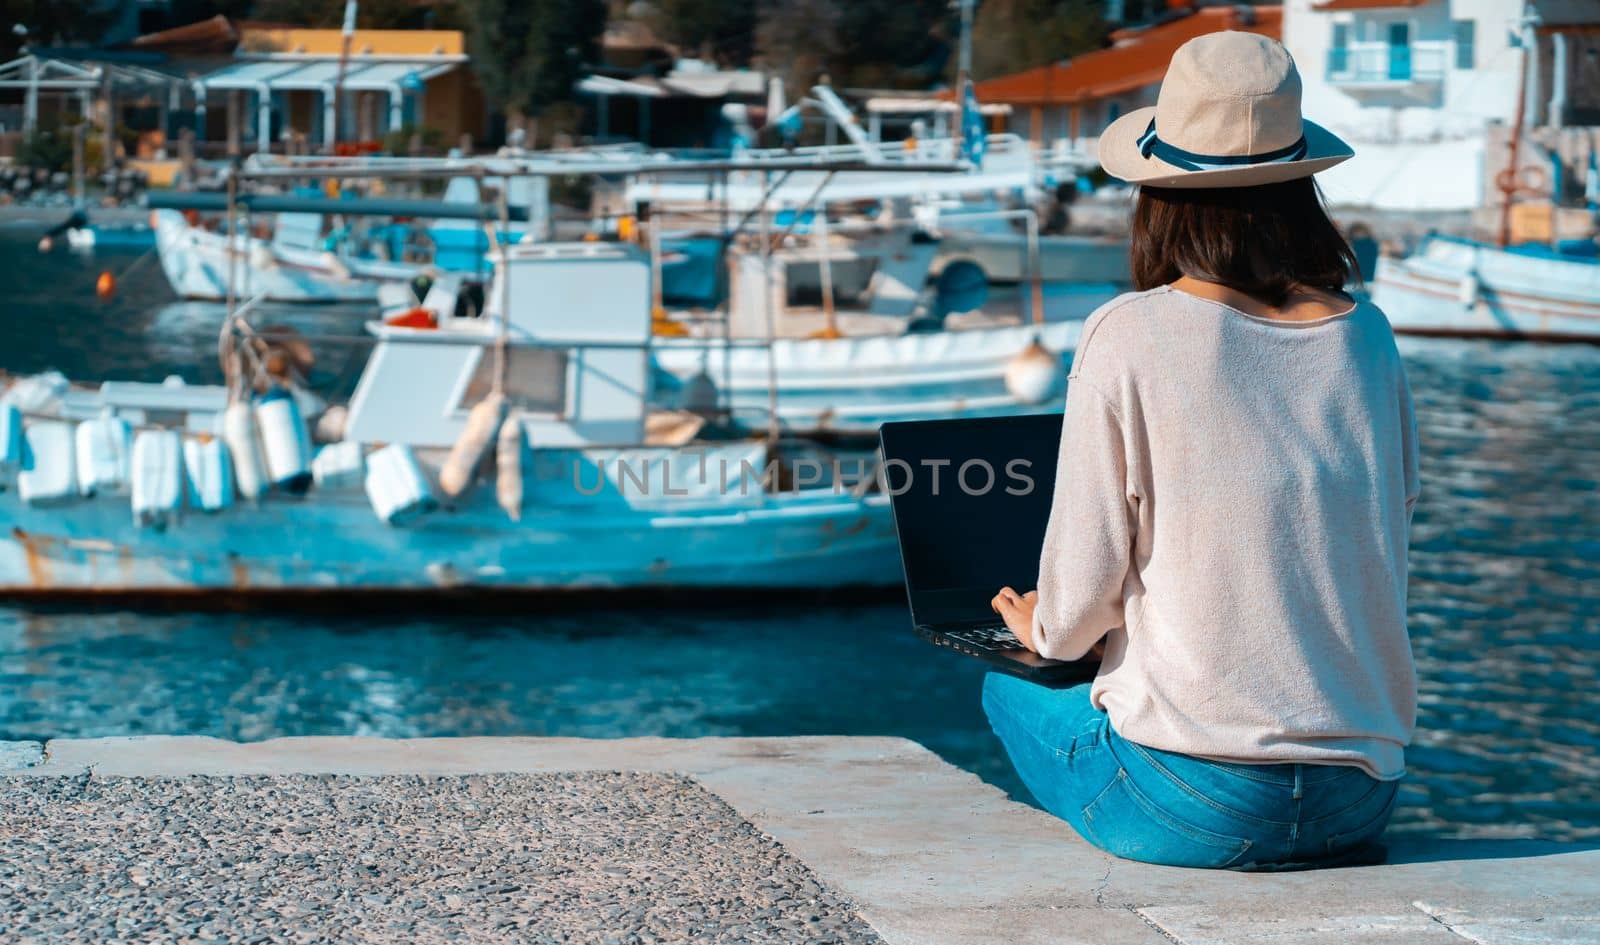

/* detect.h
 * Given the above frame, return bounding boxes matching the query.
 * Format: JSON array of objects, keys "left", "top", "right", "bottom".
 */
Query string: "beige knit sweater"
[{"left": 1032, "top": 286, "right": 1420, "bottom": 780}]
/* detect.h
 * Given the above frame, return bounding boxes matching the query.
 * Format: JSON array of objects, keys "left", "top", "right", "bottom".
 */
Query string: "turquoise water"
[{"left": 2, "top": 232, "right": 1598, "bottom": 841}]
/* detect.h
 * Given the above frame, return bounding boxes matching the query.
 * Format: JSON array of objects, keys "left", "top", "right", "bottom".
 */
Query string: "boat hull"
[
  {"left": 153, "top": 210, "right": 406, "bottom": 304},
  {"left": 0, "top": 488, "right": 900, "bottom": 596},
  {"left": 1374, "top": 237, "right": 1600, "bottom": 343},
  {"left": 654, "top": 318, "right": 1087, "bottom": 432}
]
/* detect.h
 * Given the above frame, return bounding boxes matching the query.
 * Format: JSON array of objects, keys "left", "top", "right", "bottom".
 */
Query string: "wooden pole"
[
  {"left": 330, "top": 0, "right": 358, "bottom": 154},
  {"left": 71, "top": 123, "right": 85, "bottom": 208},
  {"left": 1498, "top": 18, "right": 1533, "bottom": 248}
]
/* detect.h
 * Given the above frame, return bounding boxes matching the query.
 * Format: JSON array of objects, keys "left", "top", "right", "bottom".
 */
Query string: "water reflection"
[{"left": 1399, "top": 338, "right": 1600, "bottom": 840}]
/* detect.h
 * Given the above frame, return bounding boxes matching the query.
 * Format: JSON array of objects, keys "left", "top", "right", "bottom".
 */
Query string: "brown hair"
[{"left": 1130, "top": 178, "right": 1359, "bottom": 307}]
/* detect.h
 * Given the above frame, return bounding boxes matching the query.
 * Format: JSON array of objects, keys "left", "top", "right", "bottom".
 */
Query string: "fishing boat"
[
  {"left": 1371, "top": 18, "right": 1600, "bottom": 345},
  {"left": 150, "top": 175, "right": 548, "bottom": 303},
  {"left": 0, "top": 238, "right": 896, "bottom": 597},
  {"left": 1373, "top": 235, "right": 1600, "bottom": 343}
]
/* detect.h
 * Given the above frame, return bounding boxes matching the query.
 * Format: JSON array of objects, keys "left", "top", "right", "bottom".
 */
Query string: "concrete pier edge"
[{"left": 6, "top": 735, "right": 1598, "bottom": 945}]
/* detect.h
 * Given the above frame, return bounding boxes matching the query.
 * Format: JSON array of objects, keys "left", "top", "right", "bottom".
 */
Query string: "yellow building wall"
[{"left": 238, "top": 28, "right": 464, "bottom": 57}]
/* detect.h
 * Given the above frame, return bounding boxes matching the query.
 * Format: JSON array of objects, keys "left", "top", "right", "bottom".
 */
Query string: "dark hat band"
[{"left": 1136, "top": 119, "right": 1309, "bottom": 172}]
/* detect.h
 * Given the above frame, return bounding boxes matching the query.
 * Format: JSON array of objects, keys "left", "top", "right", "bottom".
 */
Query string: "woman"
[{"left": 984, "top": 31, "right": 1420, "bottom": 870}]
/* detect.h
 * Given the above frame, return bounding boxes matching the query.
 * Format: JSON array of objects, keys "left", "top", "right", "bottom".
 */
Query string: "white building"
[{"left": 1284, "top": 0, "right": 1592, "bottom": 210}]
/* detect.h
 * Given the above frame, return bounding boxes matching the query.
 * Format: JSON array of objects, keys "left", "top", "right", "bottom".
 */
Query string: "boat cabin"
[{"left": 343, "top": 241, "right": 653, "bottom": 449}]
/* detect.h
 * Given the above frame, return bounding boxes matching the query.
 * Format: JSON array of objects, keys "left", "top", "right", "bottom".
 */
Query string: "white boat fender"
[
  {"left": 1457, "top": 271, "right": 1480, "bottom": 309},
  {"left": 1004, "top": 338, "right": 1063, "bottom": 405},
  {"left": 3, "top": 370, "right": 68, "bottom": 413},
  {"left": 18, "top": 421, "right": 77, "bottom": 506},
  {"left": 0, "top": 402, "right": 22, "bottom": 485},
  {"left": 314, "top": 405, "right": 349, "bottom": 444},
  {"left": 255, "top": 387, "right": 313, "bottom": 495},
  {"left": 184, "top": 435, "right": 234, "bottom": 513},
  {"left": 439, "top": 392, "right": 506, "bottom": 498},
  {"left": 221, "top": 401, "right": 267, "bottom": 502},
  {"left": 365, "top": 444, "right": 436, "bottom": 526},
  {"left": 312, "top": 440, "right": 366, "bottom": 490},
  {"left": 496, "top": 412, "right": 526, "bottom": 521},
  {"left": 131, "top": 429, "right": 184, "bottom": 529},
  {"left": 75, "top": 411, "right": 132, "bottom": 496}
]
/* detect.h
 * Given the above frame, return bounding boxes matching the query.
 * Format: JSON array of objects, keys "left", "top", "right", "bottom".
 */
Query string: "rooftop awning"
[
  {"left": 193, "top": 59, "right": 301, "bottom": 91},
  {"left": 0, "top": 54, "right": 178, "bottom": 91},
  {"left": 577, "top": 69, "right": 766, "bottom": 100},
  {"left": 195, "top": 57, "right": 457, "bottom": 94},
  {"left": 578, "top": 74, "right": 668, "bottom": 98},
  {"left": 865, "top": 96, "right": 1012, "bottom": 116}
]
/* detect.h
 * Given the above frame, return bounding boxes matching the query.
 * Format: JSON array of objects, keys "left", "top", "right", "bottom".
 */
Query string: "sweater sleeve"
[{"left": 1031, "top": 377, "right": 1137, "bottom": 661}]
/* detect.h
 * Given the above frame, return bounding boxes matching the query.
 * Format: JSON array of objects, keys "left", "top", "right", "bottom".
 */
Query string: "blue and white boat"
[
  {"left": 152, "top": 176, "right": 549, "bottom": 303},
  {"left": 1374, "top": 235, "right": 1600, "bottom": 343},
  {"left": 1, "top": 240, "right": 897, "bottom": 597}
]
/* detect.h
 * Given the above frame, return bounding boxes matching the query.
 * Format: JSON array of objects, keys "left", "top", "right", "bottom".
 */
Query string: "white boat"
[
  {"left": 1373, "top": 236, "right": 1600, "bottom": 343},
  {"left": 151, "top": 176, "right": 550, "bottom": 303},
  {"left": 153, "top": 208, "right": 408, "bottom": 303},
  {"left": 0, "top": 241, "right": 897, "bottom": 597},
  {"left": 649, "top": 218, "right": 1115, "bottom": 434}
]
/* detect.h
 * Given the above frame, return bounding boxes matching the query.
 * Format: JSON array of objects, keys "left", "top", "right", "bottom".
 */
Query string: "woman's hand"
[{"left": 991, "top": 587, "right": 1039, "bottom": 653}]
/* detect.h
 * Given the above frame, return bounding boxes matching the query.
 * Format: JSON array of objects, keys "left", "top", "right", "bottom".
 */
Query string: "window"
[
  {"left": 1453, "top": 20, "right": 1476, "bottom": 69},
  {"left": 1330, "top": 23, "right": 1350, "bottom": 74},
  {"left": 459, "top": 346, "right": 568, "bottom": 415}
]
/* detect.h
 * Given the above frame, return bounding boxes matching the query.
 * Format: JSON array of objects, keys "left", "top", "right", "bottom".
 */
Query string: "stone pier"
[{"left": 3, "top": 736, "right": 1596, "bottom": 944}]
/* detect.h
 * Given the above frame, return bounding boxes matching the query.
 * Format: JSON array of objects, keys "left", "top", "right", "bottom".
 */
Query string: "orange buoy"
[{"left": 96, "top": 271, "right": 116, "bottom": 299}]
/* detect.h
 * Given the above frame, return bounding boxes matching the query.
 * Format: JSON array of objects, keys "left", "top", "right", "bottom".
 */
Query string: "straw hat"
[{"left": 1098, "top": 31, "right": 1353, "bottom": 189}]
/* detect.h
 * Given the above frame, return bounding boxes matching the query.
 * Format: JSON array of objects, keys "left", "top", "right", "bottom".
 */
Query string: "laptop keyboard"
[{"left": 946, "top": 624, "right": 1024, "bottom": 651}]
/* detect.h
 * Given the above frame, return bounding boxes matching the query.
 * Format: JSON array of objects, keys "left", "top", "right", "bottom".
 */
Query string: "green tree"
[
  {"left": 647, "top": 0, "right": 756, "bottom": 66},
  {"left": 833, "top": 0, "right": 952, "bottom": 88},
  {"left": 757, "top": 0, "right": 951, "bottom": 92},
  {"left": 250, "top": 0, "right": 443, "bottom": 30},
  {"left": 2, "top": 0, "right": 115, "bottom": 59},
  {"left": 970, "top": 0, "right": 1107, "bottom": 79},
  {"left": 755, "top": 0, "right": 840, "bottom": 95},
  {"left": 460, "top": 0, "right": 607, "bottom": 117}
]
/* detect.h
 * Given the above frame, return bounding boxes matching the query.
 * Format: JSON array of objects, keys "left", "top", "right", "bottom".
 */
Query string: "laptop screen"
[{"left": 879, "top": 412, "right": 1063, "bottom": 626}]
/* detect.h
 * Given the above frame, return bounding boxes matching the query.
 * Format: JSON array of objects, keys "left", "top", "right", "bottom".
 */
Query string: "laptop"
[{"left": 880, "top": 413, "right": 1099, "bottom": 684}]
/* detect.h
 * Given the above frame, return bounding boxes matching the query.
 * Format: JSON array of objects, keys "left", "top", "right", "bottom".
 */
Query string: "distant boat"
[
  {"left": 151, "top": 176, "right": 549, "bottom": 303},
  {"left": 1374, "top": 236, "right": 1600, "bottom": 343}
]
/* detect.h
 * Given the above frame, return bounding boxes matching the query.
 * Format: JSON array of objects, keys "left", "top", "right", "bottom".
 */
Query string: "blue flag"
[{"left": 960, "top": 80, "right": 987, "bottom": 166}]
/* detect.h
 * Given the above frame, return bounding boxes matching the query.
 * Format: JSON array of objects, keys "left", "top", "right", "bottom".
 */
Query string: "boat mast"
[
  {"left": 330, "top": 0, "right": 358, "bottom": 155},
  {"left": 956, "top": 0, "right": 975, "bottom": 155},
  {"left": 1497, "top": 7, "right": 1536, "bottom": 249}
]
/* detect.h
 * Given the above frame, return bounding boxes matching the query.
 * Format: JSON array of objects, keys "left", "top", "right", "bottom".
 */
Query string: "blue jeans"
[{"left": 982, "top": 673, "right": 1399, "bottom": 869}]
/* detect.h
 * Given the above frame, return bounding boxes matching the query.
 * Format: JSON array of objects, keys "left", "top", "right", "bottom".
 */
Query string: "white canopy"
[{"left": 193, "top": 58, "right": 459, "bottom": 146}]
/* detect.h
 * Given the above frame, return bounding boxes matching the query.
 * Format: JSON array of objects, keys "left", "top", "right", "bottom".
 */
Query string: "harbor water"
[{"left": 2, "top": 231, "right": 1598, "bottom": 841}]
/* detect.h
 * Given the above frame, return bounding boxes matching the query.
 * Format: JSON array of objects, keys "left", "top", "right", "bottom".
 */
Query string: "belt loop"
[{"left": 1293, "top": 765, "right": 1304, "bottom": 800}]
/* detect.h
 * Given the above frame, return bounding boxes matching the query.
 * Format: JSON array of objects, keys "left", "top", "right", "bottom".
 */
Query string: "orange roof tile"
[{"left": 965, "top": 6, "right": 1282, "bottom": 107}]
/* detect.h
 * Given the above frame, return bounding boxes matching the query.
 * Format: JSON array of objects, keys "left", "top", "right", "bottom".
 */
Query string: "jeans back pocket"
[
  {"left": 1324, "top": 780, "right": 1400, "bottom": 856},
  {"left": 1081, "top": 769, "right": 1253, "bottom": 869}
]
